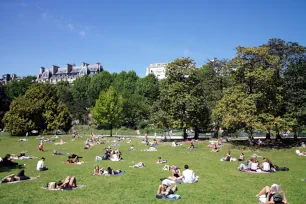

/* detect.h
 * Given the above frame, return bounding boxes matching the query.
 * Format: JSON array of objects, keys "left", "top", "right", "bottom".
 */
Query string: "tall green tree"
[
  {"left": 88, "top": 71, "right": 113, "bottom": 106},
  {"left": 135, "top": 74, "right": 160, "bottom": 105},
  {"left": 0, "top": 84, "right": 11, "bottom": 130},
  {"left": 71, "top": 75, "right": 91, "bottom": 124},
  {"left": 5, "top": 76, "right": 36, "bottom": 99},
  {"left": 112, "top": 71, "right": 138, "bottom": 93},
  {"left": 91, "top": 86, "right": 123, "bottom": 136},
  {"left": 3, "top": 83, "right": 72, "bottom": 135},
  {"left": 284, "top": 56, "right": 306, "bottom": 139},
  {"left": 55, "top": 81, "right": 74, "bottom": 114},
  {"left": 153, "top": 58, "right": 210, "bottom": 139}
]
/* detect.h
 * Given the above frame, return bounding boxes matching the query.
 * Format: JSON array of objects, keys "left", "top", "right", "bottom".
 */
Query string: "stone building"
[{"left": 36, "top": 62, "right": 103, "bottom": 84}]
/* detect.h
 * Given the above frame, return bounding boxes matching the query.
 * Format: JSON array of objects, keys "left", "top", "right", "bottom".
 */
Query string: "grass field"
[{"left": 0, "top": 134, "right": 306, "bottom": 204}]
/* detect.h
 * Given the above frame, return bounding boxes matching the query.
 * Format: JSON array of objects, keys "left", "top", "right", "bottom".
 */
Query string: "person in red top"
[{"left": 38, "top": 143, "right": 44, "bottom": 152}]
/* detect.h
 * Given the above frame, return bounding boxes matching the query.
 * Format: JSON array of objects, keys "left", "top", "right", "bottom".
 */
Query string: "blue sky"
[{"left": 1, "top": 0, "right": 306, "bottom": 77}]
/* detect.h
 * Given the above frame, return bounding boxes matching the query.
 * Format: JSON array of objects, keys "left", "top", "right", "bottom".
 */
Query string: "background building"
[
  {"left": 0, "top": 74, "right": 22, "bottom": 84},
  {"left": 36, "top": 62, "right": 103, "bottom": 84},
  {"left": 146, "top": 63, "right": 168, "bottom": 80}
]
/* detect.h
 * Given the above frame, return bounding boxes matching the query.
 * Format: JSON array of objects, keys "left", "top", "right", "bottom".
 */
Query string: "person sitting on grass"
[
  {"left": 157, "top": 157, "right": 167, "bottom": 164},
  {"left": 260, "top": 158, "right": 271, "bottom": 172},
  {"left": 256, "top": 184, "right": 288, "bottom": 204},
  {"left": 211, "top": 144, "right": 219, "bottom": 152},
  {"left": 188, "top": 142, "right": 195, "bottom": 150},
  {"left": 130, "top": 162, "right": 145, "bottom": 168},
  {"left": 129, "top": 145, "right": 135, "bottom": 151},
  {"left": 84, "top": 144, "right": 90, "bottom": 149},
  {"left": 1, "top": 170, "right": 40, "bottom": 183},
  {"left": 70, "top": 154, "right": 82, "bottom": 163},
  {"left": 168, "top": 165, "right": 199, "bottom": 184},
  {"left": 238, "top": 152, "right": 244, "bottom": 161},
  {"left": 156, "top": 179, "right": 178, "bottom": 199},
  {"left": 1, "top": 154, "right": 19, "bottom": 167},
  {"left": 168, "top": 166, "right": 181, "bottom": 180},
  {"left": 162, "top": 165, "right": 179, "bottom": 171},
  {"left": 93, "top": 165, "right": 104, "bottom": 175},
  {"left": 38, "top": 143, "right": 44, "bottom": 152},
  {"left": 150, "top": 139, "right": 158, "bottom": 147},
  {"left": 36, "top": 157, "right": 48, "bottom": 171}
]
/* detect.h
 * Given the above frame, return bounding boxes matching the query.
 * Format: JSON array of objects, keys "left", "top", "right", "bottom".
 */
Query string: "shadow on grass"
[
  {"left": 0, "top": 164, "right": 25, "bottom": 173},
  {"left": 229, "top": 138, "right": 306, "bottom": 151}
]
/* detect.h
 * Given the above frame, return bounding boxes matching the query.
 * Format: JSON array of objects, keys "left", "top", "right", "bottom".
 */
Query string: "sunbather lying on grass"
[
  {"left": 157, "top": 157, "right": 167, "bottom": 164},
  {"left": 48, "top": 176, "right": 77, "bottom": 190},
  {"left": 129, "top": 162, "right": 145, "bottom": 168},
  {"left": 256, "top": 184, "right": 288, "bottom": 204},
  {"left": 1, "top": 170, "right": 39, "bottom": 183}
]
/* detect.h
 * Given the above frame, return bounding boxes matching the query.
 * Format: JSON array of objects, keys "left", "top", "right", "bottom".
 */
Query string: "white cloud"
[
  {"left": 41, "top": 12, "right": 47, "bottom": 19},
  {"left": 68, "top": 24, "right": 74, "bottom": 30},
  {"left": 79, "top": 31, "right": 86, "bottom": 37}
]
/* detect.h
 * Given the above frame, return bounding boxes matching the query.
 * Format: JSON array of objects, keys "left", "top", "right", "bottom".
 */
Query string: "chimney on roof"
[
  {"left": 52, "top": 65, "right": 59, "bottom": 75},
  {"left": 96, "top": 62, "right": 101, "bottom": 72},
  {"left": 12, "top": 74, "right": 17, "bottom": 79},
  {"left": 40, "top": 67, "right": 45, "bottom": 74},
  {"left": 66, "top": 64, "right": 72, "bottom": 73},
  {"left": 82, "top": 62, "right": 88, "bottom": 67}
]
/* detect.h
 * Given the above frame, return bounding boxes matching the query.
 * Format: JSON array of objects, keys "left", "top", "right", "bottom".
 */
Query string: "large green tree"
[
  {"left": 3, "top": 83, "right": 72, "bottom": 135},
  {"left": 135, "top": 74, "right": 160, "bottom": 105},
  {"left": 152, "top": 58, "right": 210, "bottom": 139},
  {"left": 5, "top": 76, "right": 36, "bottom": 99},
  {"left": 71, "top": 75, "right": 91, "bottom": 124},
  {"left": 88, "top": 71, "right": 113, "bottom": 106},
  {"left": 0, "top": 84, "right": 11, "bottom": 130},
  {"left": 91, "top": 86, "right": 123, "bottom": 136}
]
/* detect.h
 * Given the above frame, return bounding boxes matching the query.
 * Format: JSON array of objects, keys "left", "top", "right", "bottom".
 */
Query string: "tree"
[
  {"left": 88, "top": 71, "right": 113, "bottom": 106},
  {"left": 5, "top": 76, "right": 36, "bottom": 99},
  {"left": 55, "top": 81, "right": 74, "bottom": 114},
  {"left": 135, "top": 74, "right": 160, "bottom": 105},
  {"left": 71, "top": 75, "right": 91, "bottom": 124},
  {"left": 112, "top": 71, "right": 138, "bottom": 93},
  {"left": 0, "top": 84, "right": 11, "bottom": 130},
  {"left": 121, "top": 90, "right": 149, "bottom": 128},
  {"left": 3, "top": 83, "right": 72, "bottom": 135},
  {"left": 152, "top": 58, "right": 210, "bottom": 139},
  {"left": 91, "top": 86, "right": 123, "bottom": 136},
  {"left": 284, "top": 56, "right": 306, "bottom": 139}
]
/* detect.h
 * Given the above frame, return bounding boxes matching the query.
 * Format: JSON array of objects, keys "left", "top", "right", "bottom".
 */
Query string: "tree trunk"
[
  {"left": 194, "top": 125, "right": 199, "bottom": 140},
  {"left": 266, "top": 131, "right": 271, "bottom": 140},
  {"left": 294, "top": 130, "right": 297, "bottom": 141},
  {"left": 214, "top": 129, "right": 218, "bottom": 138},
  {"left": 183, "top": 128, "right": 187, "bottom": 140},
  {"left": 110, "top": 124, "right": 113, "bottom": 137},
  {"left": 276, "top": 127, "right": 282, "bottom": 140}
]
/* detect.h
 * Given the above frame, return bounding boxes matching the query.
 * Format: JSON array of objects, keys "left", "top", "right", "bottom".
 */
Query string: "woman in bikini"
[{"left": 56, "top": 176, "right": 77, "bottom": 189}]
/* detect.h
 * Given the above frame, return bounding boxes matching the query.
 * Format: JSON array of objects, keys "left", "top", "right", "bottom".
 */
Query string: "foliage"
[
  {"left": 0, "top": 84, "right": 11, "bottom": 129},
  {"left": 71, "top": 75, "right": 91, "bottom": 124},
  {"left": 4, "top": 76, "right": 36, "bottom": 99},
  {"left": 91, "top": 86, "right": 123, "bottom": 136},
  {"left": 112, "top": 71, "right": 138, "bottom": 93},
  {"left": 88, "top": 71, "right": 113, "bottom": 106},
  {"left": 3, "top": 83, "right": 72, "bottom": 135},
  {"left": 135, "top": 74, "right": 160, "bottom": 105}
]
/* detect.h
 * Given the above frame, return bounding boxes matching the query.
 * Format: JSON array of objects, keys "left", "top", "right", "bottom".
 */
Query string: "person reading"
[{"left": 36, "top": 157, "right": 48, "bottom": 171}]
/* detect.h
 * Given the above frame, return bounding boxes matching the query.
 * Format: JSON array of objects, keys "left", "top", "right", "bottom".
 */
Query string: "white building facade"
[{"left": 146, "top": 63, "right": 168, "bottom": 80}]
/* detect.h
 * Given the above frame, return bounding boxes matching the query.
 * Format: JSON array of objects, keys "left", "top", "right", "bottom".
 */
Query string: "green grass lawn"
[{"left": 0, "top": 134, "right": 306, "bottom": 204}]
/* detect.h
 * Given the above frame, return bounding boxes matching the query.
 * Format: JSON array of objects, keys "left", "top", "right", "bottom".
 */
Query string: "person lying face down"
[
  {"left": 1, "top": 170, "right": 40, "bottom": 183},
  {"left": 157, "top": 157, "right": 167, "bottom": 164}
]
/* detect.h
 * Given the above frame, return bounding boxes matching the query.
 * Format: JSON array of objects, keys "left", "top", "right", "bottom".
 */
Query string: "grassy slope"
[{"left": 0, "top": 135, "right": 306, "bottom": 204}]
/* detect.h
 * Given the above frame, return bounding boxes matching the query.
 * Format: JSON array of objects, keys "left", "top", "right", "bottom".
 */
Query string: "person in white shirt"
[
  {"left": 260, "top": 158, "right": 271, "bottom": 172},
  {"left": 36, "top": 157, "right": 48, "bottom": 171},
  {"left": 173, "top": 165, "right": 198, "bottom": 183}
]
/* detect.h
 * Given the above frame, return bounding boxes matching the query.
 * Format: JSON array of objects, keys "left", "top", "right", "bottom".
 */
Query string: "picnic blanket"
[
  {"left": 10, "top": 156, "right": 37, "bottom": 160},
  {"left": 54, "top": 142, "right": 66, "bottom": 145},
  {"left": 242, "top": 169, "right": 272, "bottom": 174},
  {"left": 65, "top": 162, "right": 84, "bottom": 165},
  {"left": 41, "top": 185, "right": 85, "bottom": 191},
  {"left": 156, "top": 194, "right": 181, "bottom": 200},
  {"left": 92, "top": 172, "right": 125, "bottom": 176}
]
